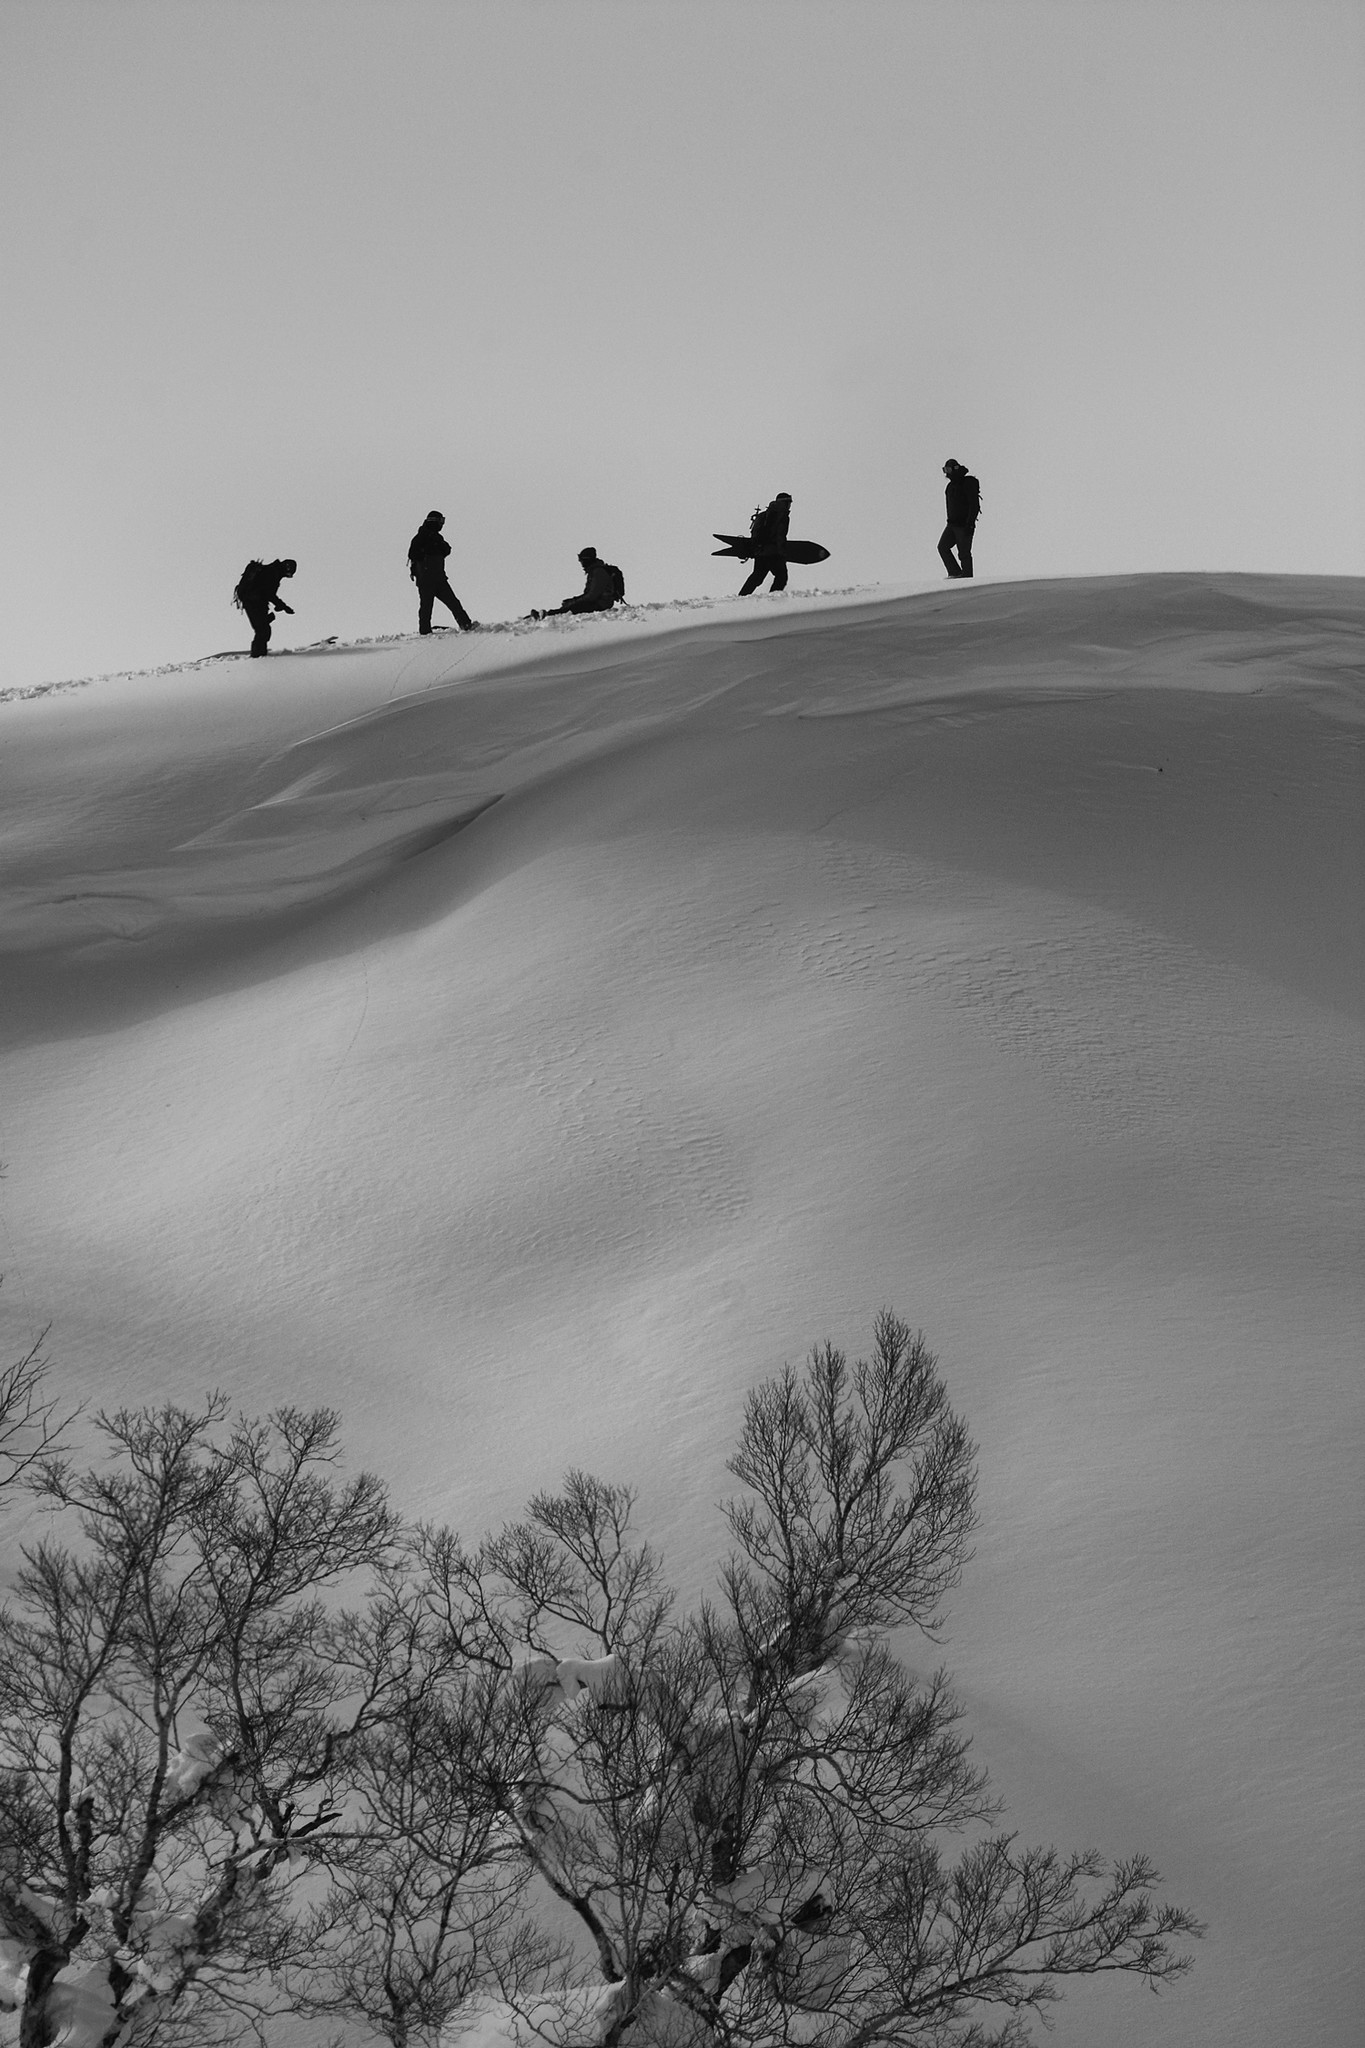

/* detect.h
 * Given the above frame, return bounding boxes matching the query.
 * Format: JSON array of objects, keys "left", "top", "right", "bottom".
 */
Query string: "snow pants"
[
  {"left": 938, "top": 522, "right": 976, "bottom": 578},
  {"left": 243, "top": 600, "right": 274, "bottom": 656},
  {"left": 416, "top": 573, "right": 473, "bottom": 633},
  {"left": 739, "top": 555, "right": 788, "bottom": 595}
]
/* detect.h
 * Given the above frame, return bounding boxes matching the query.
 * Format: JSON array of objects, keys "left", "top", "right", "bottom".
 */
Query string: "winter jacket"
[
  {"left": 944, "top": 473, "right": 980, "bottom": 525},
  {"left": 581, "top": 558, "right": 623, "bottom": 608},
  {"left": 408, "top": 521, "right": 452, "bottom": 580},
  {"left": 560, "top": 559, "right": 624, "bottom": 612},
  {"left": 749, "top": 499, "right": 792, "bottom": 551},
  {"left": 236, "top": 560, "right": 291, "bottom": 609}
]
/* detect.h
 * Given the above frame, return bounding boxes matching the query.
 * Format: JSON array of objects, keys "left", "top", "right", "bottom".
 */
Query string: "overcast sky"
[{"left": 2, "top": 0, "right": 1361, "bottom": 691}]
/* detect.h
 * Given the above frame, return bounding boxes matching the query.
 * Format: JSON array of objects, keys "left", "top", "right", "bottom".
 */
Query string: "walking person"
[
  {"left": 407, "top": 511, "right": 475, "bottom": 633},
  {"left": 739, "top": 492, "right": 792, "bottom": 594},
  {"left": 938, "top": 460, "right": 980, "bottom": 578},
  {"left": 233, "top": 558, "right": 297, "bottom": 657}
]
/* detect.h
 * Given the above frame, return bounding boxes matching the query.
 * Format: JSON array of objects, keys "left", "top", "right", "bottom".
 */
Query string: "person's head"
[
  {"left": 775, "top": 492, "right": 792, "bottom": 504},
  {"left": 426, "top": 510, "right": 445, "bottom": 527},
  {"left": 280, "top": 559, "right": 297, "bottom": 577},
  {"left": 578, "top": 547, "right": 598, "bottom": 566},
  {"left": 943, "top": 460, "right": 963, "bottom": 478}
]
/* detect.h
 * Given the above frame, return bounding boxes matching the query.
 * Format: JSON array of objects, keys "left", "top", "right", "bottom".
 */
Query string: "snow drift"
[{"left": 0, "top": 574, "right": 1361, "bottom": 2046}]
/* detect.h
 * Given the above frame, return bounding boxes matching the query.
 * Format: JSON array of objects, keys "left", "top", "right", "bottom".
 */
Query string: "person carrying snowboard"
[
  {"left": 739, "top": 493, "right": 792, "bottom": 594},
  {"left": 529, "top": 546, "right": 626, "bottom": 618},
  {"left": 233, "top": 558, "right": 297, "bottom": 657},
  {"left": 408, "top": 511, "right": 476, "bottom": 634},
  {"left": 938, "top": 460, "right": 980, "bottom": 578}
]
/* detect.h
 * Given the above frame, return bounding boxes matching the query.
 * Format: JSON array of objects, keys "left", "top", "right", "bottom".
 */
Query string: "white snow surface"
[{"left": 0, "top": 574, "right": 1361, "bottom": 2046}]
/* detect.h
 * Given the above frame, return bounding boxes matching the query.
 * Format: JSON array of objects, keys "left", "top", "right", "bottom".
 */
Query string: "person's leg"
[
  {"left": 956, "top": 522, "right": 975, "bottom": 577},
  {"left": 938, "top": 527, "right": 963, "bottom": 577},
  {"left": 739, "top": 560, "right": 765, "bottom": 595},
  {"left": 770, "top": 558, "right": 788, "bottom": 592},
  {"left": 247, "top": 602, "right": 272, "bottom": 655},
  {"left": 436, "top": 577, "right": 474, "bottom": 630},
  {"left": 417, "top": 579, "right": 435, "bottom": 634}
]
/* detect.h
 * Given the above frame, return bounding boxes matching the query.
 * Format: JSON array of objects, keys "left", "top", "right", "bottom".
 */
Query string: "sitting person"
[{"left": 530, "top": 547, "right": 626, "bottom": 618}]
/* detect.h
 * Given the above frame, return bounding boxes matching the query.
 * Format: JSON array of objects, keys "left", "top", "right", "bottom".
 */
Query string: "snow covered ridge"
[
  {"left": 0, "top": 585, "right": 884, "bottom": 704},
  {"left": 3, "top": 573, "right": 1360, "bottom": 964},
  {"left": 6, "top": 568, "right": 1360, "bottom": 707}
]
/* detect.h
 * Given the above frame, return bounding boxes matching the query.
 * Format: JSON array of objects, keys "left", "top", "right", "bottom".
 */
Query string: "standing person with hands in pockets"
[{"left": 937, "top": 460, "right": 981, "bottom": 578}]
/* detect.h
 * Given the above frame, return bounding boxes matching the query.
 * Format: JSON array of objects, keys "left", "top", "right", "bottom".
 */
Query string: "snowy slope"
[{"left": 1, "top": 574, "right": 1361, "bottom": 2046}]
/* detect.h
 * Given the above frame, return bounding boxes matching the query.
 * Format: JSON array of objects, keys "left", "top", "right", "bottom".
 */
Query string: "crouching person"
[{"left": 234, "top": 558, "right": 296, "bottom": 657}]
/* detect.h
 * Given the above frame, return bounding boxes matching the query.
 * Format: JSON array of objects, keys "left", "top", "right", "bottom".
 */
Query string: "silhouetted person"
[
  {"left": 530, "top": 547, "right": 626, "bottom": 618},
  {"left": 739, "top": 493, "right": 792, "bottom": 594},
  {"left": 938, "top": 460, "right": 980, "bottom": 578},
  {"left": 233, "top": 558, "right": 296, "bottom": 657},
  {"left": 408, "top": 511, "right": 475, "bottom": 633}
]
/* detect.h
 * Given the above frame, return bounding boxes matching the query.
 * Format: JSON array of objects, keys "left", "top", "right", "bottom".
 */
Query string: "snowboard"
[{"left": 712, "top": 533, "right": 831, "bottom": 565}]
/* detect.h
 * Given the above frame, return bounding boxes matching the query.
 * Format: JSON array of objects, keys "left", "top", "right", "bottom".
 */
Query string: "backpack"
[
  {"left": 233, "top": 559, "right": 265, "bottom": 610},
  {"left": 605, "top": 561, "right": 626, "bottom": 604},
  {"left": 749, "top": 499, "right": 788, "bottom": 546}
]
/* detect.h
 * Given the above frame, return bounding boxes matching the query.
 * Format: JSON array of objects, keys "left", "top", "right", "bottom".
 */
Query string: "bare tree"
[
  {"left": 287, "top": 1527, "right": 555, "bottom": 2048},
  {"left": 420, "top": 1311, "right": 1201, "bottom": 2046},
  {"left": 0, "top": 1308, "right": 73, "bottom": 1498},
  {"left": 0, "top": 1316, "right": 1200, "bottom": 2048},
  {"left": 0, "top": 1397, "right": 396, "bottom": 2047}
]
